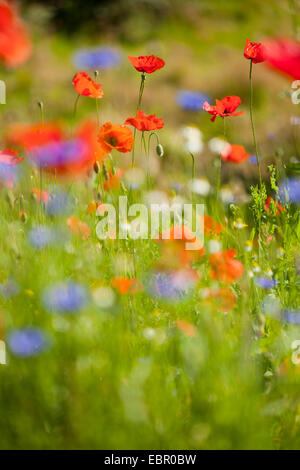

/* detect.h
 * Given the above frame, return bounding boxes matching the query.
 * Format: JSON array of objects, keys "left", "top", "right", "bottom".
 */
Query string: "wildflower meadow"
[{"left": 1, "top": 0, "right": 300, "bottom": 452}]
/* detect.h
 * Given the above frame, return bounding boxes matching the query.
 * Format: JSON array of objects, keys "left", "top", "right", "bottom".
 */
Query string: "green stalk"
[
  {"left": 131, "top": 73, "right": 146, "bottom": 167},
  {"left": 249, "top": 60, "right": 262, "bottom": 188},
  {"left": 216, "top": 117, "right": 226, "bottom": 201}
]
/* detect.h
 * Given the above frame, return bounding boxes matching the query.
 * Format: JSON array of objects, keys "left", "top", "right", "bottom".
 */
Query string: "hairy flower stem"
[
  {"left": 249, "top": 60, "right": 263, "bottom": 262},
  {"left": 189, "top": 152, "right": 195, "bottom": 207},
  {"left": 38, "top": 101, "right": 44, "bottom": 220},
  {"left": 216, "top": 117, "right": 226, "bottom": 202},
  {"left": 249, "top": 60, "right": 262, "bottom": 189},
  {"left": 131, "top": 73, "right": 146, "bottom": 167},
  {"left": 71, "top": 94, "right": 80, "bottom": 135},
  {"left": 94, "top": 71, "right": 100, "bottom": 129}
]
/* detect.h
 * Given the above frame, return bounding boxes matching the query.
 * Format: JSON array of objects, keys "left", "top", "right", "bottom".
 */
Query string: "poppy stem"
[
  {"left": 189, "top": 151, "right": 195, "bottom": 207},
  {"left": 142, "top": 132, "right": 150, "bottom": 189},
  {"left": 249, "top": 60, "right": 262, "bottom": 188},
  {"left": 216, "top": 118, "right": 225, "bottom": 202},
  {"left": 131, "top": 73, "right": 146, "bottom": 167},
  {"left": 38, "top": 101, "right": 44, "bottom": 219},
  {"left": 94, "top": 71, "right": 100, "bottom": 128},
  {"left": 71, "top": 94, "right": 80, "bottom": 135}
]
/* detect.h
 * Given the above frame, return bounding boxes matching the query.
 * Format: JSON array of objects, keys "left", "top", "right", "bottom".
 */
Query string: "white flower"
[
  {"left": 181, "top": 126, "right": 204, "bottom": 154},
  {"left": 208, "top": 137, "right": 230, "bottom": 154},
  {"left": 189, "top": 178, "right": 210, "bottom": 196}
]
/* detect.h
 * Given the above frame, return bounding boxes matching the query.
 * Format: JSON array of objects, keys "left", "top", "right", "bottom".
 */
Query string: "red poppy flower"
[
  {"left": 111, "top": 277, "right": 140, "bottom": 295},
  {"left": 209, "top": 249, "right": 244, "bottom": 283},
  {"left": 201, "top": 287, "right": 236, "bottom": 312},
  {"left": 0, "top": 1, "right": 32, "bottom": 68},
  {"left": 265, "top": 196, "right": 285, "bottom": 215},
  {"left": 98, "top": 122, "right": 134, "bottom": 154},
  {"left": 264, "top": 37, "right": 300, "bottom": 80},
  {"left": 203, "top": 96, "right": 244, "bottom": 122},
  {"left": 6, "top": 122, "right": 63, "bottom": 151},
  {"left": 0, "top": 149, "right": 23, "bottom": 165},
  {"left": 67, "top": 215, "right": 90, "bottom": 240},
  {"left": 128, "top": 55, "right": 165, "bottom": 73},
  {"left": 72, "top": 72, "right": 104, "bottom": 98},
  {"left": 32, "top": 188, "right": 49, "bottom": 203},
  {"left": 221, "top": 144, "right": 250, "bottom": 163},
  {"left": 203, "top": 215, "right": 223, "bottom": 236},
  {"left": 244, "top": 39, "right": 265, "bottom": 63},
  {"left": 176, "top": 319, "right": 197, "bottom": 337},
  {"left": 124, "top": 110, "right": 164, "bottom": 131}
]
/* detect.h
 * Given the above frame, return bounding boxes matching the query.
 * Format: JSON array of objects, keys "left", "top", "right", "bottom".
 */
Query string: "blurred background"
[{"left": 0, "top": 0, "right": 299, "bottom": 190}]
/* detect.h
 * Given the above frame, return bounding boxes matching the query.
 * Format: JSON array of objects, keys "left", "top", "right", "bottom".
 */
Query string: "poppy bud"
[
  {"left": 93, "top": 161, "right": 100, "bottom": 174},
  {"left": 20, "top": 211, "right": 28, "bottom": 223},
  {"left": 103, "top": 163, "right": 109, "bottom": 181},
  {"left": 94, "top": 70, "right": 99, "bottom": 78},
  {"left": 156, "top": 144, "right": 164, "bottom": 157}
]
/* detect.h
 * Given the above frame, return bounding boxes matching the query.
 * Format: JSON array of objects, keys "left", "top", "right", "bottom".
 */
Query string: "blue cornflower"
[
  {"left": 284, "top": 311, "right": 300, "bottom": 325},
  {"left": 47, "top": 190, "right": 72, "bottom": 216},
  {"left": 28, "top": 226, "right": 58, "bottom": 249},
  {"left": 255, "top": 277, "right": 278, "bottom": 289},
  {"left": 279, "top": 178, "right": 300, "bottom": 204},
  {"left": 248, "top": 155, "right": 258, "bottom": 165},
  {"left": 30, "top": 140, "right": 86, "bottom": 170},
  {"left": 42, "top": 282, "right": 88, "bottom": 314},
  {"left": 147, "top": 270, "right": 196, "bottom": 302},
  {"left": 73, "top": 47, "right": 121, "bottom": 70},
  {"left": 7, "top": 327, "right": 48, "bottom": 358},
  {"left": 176, "top": 90, "right": 211, "bottom": 111}
]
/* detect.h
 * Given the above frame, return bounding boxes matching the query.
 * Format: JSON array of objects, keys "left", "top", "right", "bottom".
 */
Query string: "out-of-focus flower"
[
  {"left": 6, "top": 123, "right": 63, "bottom": 151},
  {"left": 0, "top": 160, "right": 20, "bottom": 188},
  {"left": 233, "top": 218, "right": 247, "bottom": 229},
  {"left": 222, "top": 144, "right": 250, "bottom": 163},
  {"left": 189, "top": 177, "right": 210, "bottom": 196},
  {"left": 203, "top": 96, "right": 243, "bottom": 122},
  {"left": 30, "top": 139, "right": 94, "bottom": 177},
  {"left": 147, "top": 269, "right": 198, "bottom": 301},
  {"left": 128, "top": 55, "right": 165, "bottom": 73},
  {"left": 252, "top": 263, "right": 261, "bottom": 273},
  {"left": 111, "top": 277, "right": 141, "bottom": 295},
  {"left": 244, "top": 39, "right": 265, "bottom": 63},
  {"left": 0, "top": 279, "right": 19, "bottom": 298},
  {"left": 208, "top": 137, "right": 230, "bottom": 154},
  {"left": 92, "top": 285, "right": 115, "bottom": 308},
  {"left": 181, "top": 126, "right": 203, "bottom": 154},
  {"left": 264, "top": 37, "right": 300, "bottom": 80},
  {"left": 7, "top": 327, "right": 48, "bottom": 357},
  {"left": 86, "top": 201, "right": 104, "bottom": 215},
  {"left": 208, "top": 239, "right": 222, "bottom": 253},
  {"left": 28, "top": 226, "right": 59, "bottom": 249},
  {"left": 279, "top": 178, "right": 300, "bottom": 203},
  {"left": 32, "top": 188, "right": 49, "bottom": 203},
  {"left": 209, "top": 249, "right": 244, "bottom": 283},
  {"left": 98, "top": 122, "right": 134, "bottom": 154},
  {"left": 245, "top": 240, "right": 253, "bottom": 252},
  {"left": 0, "top": 0, "right": 32, "bottom": 68},
  {"left": 72, "top": 71, "right": 104, "bottom": 98},
  {"left": 76, "top": 119, "right": 107, "bottom": 164},
  {"left": 200, "top": 287, "right": 236, "bottom": 312},
  {"left": 103, "top": 168, "right": 124, "bottom": 191},
  {"left": 220, "top": 185, "right": 235, "bottom": 203},
  {"left": 73, "top": 47, "right": 121, "bottom": 70},
  {"left": 43, "top": 282, "right": 88, "bottom": 314},
  {"left": 67, "top": 215, "right": 90, "bottom": 240},
  {"left": 255, "top": 277, "right": 278, "bottom": 289},
  {"left": 261, "top": 294, "right": 281, "bottom": 319},
  {"left": 265, "top": 196, "right": 285, "bottom": 214},
  {"left": 203, "top": 215, "right": 223, "bottom": 236},
  {"left": 176, "top": 90, "right": 211, "bottom": 111},
  {"left": 47, "top": 190, "right": 72, "bottom": 216},
  {"left": 125, "top": 110, "right": 164, "bottom": 131},
  {"left": 284, "top": 310, "right": 300, "bottom": 325},
  {"left": 0, "top": 149, "right": 23, "bottom": 165},
  {"left": 176, "top": 319, "right": 197, "bottom": 337}
]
